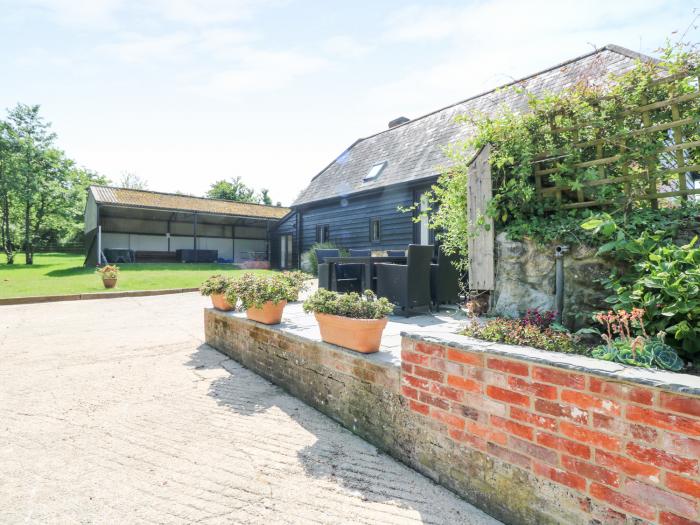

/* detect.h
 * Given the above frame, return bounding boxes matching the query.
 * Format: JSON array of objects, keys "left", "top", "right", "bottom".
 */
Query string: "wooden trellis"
[{"left": 533, "top": 70, "right": 700, "bottom": 209}]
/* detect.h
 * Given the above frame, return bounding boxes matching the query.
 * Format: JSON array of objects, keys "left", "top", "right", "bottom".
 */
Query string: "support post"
[
  {"left": 193, "top": 212, "right": 198, "bottom": 263},
  {"left": 232, "top": 225, "right": 236, "bottom": 263},
  {"left": 97, "top": 225, "right": 102, "bottom": 265},
  {"left": 266, "top": 221, "right": 271, "bottom": 264}
]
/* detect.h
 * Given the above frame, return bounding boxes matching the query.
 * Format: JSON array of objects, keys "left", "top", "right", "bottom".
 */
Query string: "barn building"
[{"left": 84, "top": 186, "right": 290, "bottom": 266}]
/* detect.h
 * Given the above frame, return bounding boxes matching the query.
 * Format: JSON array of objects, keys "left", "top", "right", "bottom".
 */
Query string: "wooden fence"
[{"left": 533, "top": 69, "right": 700, "bottom": 209}]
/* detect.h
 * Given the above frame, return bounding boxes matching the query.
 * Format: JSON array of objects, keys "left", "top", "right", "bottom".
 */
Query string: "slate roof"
[
  {"left": 292, "top": 44, "right": 650, "bottom": 206},
  {"left": 90, "top": 185, "right": 290, "bottom": 220}
]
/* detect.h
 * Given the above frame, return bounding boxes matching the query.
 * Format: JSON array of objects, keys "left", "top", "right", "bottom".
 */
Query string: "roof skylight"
[{"left": 364, "top": 161, "right": 387, "bottom": 181}]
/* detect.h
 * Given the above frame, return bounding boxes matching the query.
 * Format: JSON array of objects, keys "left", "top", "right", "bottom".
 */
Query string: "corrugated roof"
[
  {"left": 90, "top": 186, "right": 290, "bottom": 220},
  {"left": 292, "top": 44, "right": 649, "bottom": 206}
]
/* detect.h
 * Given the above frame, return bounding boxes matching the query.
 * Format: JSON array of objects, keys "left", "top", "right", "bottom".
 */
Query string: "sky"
[{"left": 0, "top": 0, "right": 696, "bottom": 206}]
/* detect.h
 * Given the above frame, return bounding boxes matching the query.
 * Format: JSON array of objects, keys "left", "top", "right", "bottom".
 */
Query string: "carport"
[{"left": 84, "top": 186, "right": 290, "bottom": 266}]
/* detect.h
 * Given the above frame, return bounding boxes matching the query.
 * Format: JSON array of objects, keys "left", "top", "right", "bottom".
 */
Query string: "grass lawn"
[{"left": 0, "top": 252, "right": 274, "bottom": 299}]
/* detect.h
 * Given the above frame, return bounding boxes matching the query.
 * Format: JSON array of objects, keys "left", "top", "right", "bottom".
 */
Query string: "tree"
[
  {"left": 260, "top": 188, "right": 272, "bottom": 205},
  {"left": 0, "top": 120, "right": 18, "bottom": 263},
  {"left": 6, "top": 103, "right": 56, "bottom": 264},
  {"left": 206, "top": 177, "right": 258, "bottom": 203},
  {"left": 119, "top": 172, "right": 148, "bottom": 190}
]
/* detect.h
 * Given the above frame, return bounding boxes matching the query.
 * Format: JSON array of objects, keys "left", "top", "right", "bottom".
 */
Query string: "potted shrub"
[
  {"left": 229, "top": 273, "right": 298, "bottom": 324},
  {"left": 200, "top": 274, "right": 236, "bottom": 311},
  {"left": 303, "top": 289, "right": 394, "bottom": 353},
  {"left": 280, "top": 270, "right": 310, "bottom": 301},
  {"left": 96, "top": 264, "right": 120, "bottom": 289}
]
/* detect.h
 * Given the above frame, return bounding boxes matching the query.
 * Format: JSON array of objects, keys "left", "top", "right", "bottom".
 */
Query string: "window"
[
  {"left": 316, "top": 224, "right": 330, "bottom": 243},
  {"left": 363, "top": 161, "right": 387, "bottom": 181},
  {"left": 370, "top": 218, "right": 381, "bottom": 242}
]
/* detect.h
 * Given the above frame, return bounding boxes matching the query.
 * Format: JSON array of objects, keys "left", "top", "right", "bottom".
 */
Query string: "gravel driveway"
[{"left": 0, "top": 293, "right": 500, "bottom": 524}]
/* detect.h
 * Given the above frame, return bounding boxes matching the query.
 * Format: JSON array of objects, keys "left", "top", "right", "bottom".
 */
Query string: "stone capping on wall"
[
  {"left": 402, "top": 331, "right": 700, "bottom": 397},
  {"left": 0, "top": 287, "right": 200, "bottom": 306}
]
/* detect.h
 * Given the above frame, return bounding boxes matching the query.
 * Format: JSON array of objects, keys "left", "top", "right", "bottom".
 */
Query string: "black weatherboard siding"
[{"left": 299, "top": 185, "right": 419, "bottom": 253}]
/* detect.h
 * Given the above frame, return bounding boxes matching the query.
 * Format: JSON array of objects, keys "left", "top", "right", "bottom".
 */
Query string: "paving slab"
[{"left": 0, "top": 293, "right": 500, "bottom": 524}]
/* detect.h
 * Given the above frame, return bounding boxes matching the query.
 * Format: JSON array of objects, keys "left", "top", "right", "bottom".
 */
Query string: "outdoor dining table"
[{"left": 324, "top": 256, "right": 407, "bottom": 292}]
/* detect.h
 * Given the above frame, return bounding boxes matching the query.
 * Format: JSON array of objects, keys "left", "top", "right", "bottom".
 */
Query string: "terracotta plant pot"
[
  {"left": 211, "top": 293, "right": 234, "bottom": 311},
  {"left": 314, "top": 312, "right": 388, "bottom": 353},
  {"left": 246, "top": 300, "right": 287, "bottom": 325},
  {"left": 102, "top": 277, "right": 117, "bottom": 289}
]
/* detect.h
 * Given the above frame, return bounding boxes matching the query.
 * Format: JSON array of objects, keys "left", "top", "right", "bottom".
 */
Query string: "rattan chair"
[{"left": 376, "top": 244, "right": 433, "bottom": 315}]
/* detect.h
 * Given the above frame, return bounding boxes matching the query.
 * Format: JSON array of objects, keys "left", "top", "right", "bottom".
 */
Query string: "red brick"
[
  {"left": 560, "top": 422, "right": 620, "bottom": 452},
  {"left": 430, "top": 408, "right": 465, "bottom": 430},
  {"left": 561, "top": 456, "right": 619, "bottom": 487},
  {"left": 401, "top": 362, "right": 413, "bottom": 374},
  {"left": 595, "top": 450, "right": 660, "bottom": 483},
  {"left": 537, "top": 432, "right": 590, "bottom": 459},
  {"left": 448, "top": 428, "right": 487, "bottom": 450},
  {"left": 428, "top": 357, "right": 447, "bottom": 372},
  {"left": 561, "top": 389, "right": 621, "bottom": 416},
  {"left": 446, "top": 348, "right": 483, "bottom": 366},
  {"left": 589, "top": 377, "right": 653, "bottom": 405},
  {"left": 510, "top": 407, "right": 557, "bottom": 431},
  {"left": 625, "top": 479, "right": 697, "bottom": 518},
  {"left": 660, "top": 512, "right": 700, "bottom": 525},
  {"left": 535, "top": 399, "right": 588, "bottom": 424},
  {"left": 413, "top": 365, "right": 444, "bottom": 383},
  {"left": 660, "top": 392, "right": 700, "bottom": 418},
  {"left": 460, "top": 394, "right": 507, "bottom": 417},
  {"left": 465, "top": 420, "right": 508, "bottom": 446},
  {"left": 509, "top": 437, "right": 558, "bottom": 464},
  {"left": 487, "top": 357, "right": 529, "bottom": 376},
  {"left": 626, "top": 443, "right": 698, "bottom": 475},
  {"left": 403, "top": 350, "right": 431, "bottom": 366},
  {"left": 589, "top": 483, "right": 656, "bottom": 521},
  {"left": 486, "top": 385, "right": 530, "bottom": 407},
  {"left": 533, "top": 462, "right": 586, "bottom": 491},
  {"left": 401, "top": 385, "right": 418, "bottom": 400},
  {"left": 429, "top": 383, "right": 464, "bottom": 402},
  {"left": 662, "top": 433, "right": 700, "bottom": 458},
  {"left": 666, "top": 472, "right": 700, "bottom": 499},
  {"left": 454, "top": 404, "right": 487, "bottom": 423},
  {"left": 508, "top": 376, "right": 557, "bottom": 400},
  {"left": 592, "top": 413, "right": 626, "bottom": 435},
  {"left": 626, "top": 405, "right": 700, "bottom": 437},
  {"left": 444, "top": 361, "right": 463, "bottom": 376},
  {"left": 447, "top": 375, "right": 481, "bottom": 393},
  {"left": 487, "top": 442, "right": 531, "bottom": 469},
  {"left": 408, "top": 399, "right": 429, "bottom": 415},
  {"left": 490, "top": 415, "right": 534, "bottom": 441},
  {"left": 532, "top": 366, "right": 585, "bottom": 389},
  {"left": 630, "top": 424, "right": 658, "bottom": 443},
  {"left": 403, "top": 374, "right": 430, "bottom": 391},
  {"left": 415, "top": 342, "right": 445, "bottom": 357},
  {"left": 418, "top": 391, "right": 450, "bottom": 411}
]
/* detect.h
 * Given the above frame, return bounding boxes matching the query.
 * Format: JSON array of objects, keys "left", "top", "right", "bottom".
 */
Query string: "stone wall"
[
  {"left": 492, "top": 233, "right": 613, "bottom": 328},
  {"left": 205, "top": 309, "right": 700, "bottom": 525}
]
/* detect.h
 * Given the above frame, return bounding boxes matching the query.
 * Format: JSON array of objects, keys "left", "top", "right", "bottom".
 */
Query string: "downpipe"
[{"left": 554, "top": 245, "right": 569, "bottom": 323}]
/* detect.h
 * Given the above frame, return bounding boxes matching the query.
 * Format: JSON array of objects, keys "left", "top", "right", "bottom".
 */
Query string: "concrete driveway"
[{"left": 0, "top": 293, "right": 500, "bottom": 524}]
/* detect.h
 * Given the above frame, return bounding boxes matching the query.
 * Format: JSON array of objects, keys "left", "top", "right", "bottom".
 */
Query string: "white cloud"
[
  {"left": 323, "top": 36, "right": 373, "bottom": 60},
  {"left": 99, "top": 32, "right": 195, "bottom": 64},
  {"left": 193, "top": 48, "right": 328, "bottom": 96}
]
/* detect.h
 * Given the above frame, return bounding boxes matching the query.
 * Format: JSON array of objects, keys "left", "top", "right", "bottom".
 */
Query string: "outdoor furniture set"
[{"left": 318, "top": 244, "right": 461, "bottom": 314}]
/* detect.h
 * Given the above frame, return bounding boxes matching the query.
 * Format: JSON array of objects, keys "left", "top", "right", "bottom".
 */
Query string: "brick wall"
[
  {"left": 402, "top": 337, "right": 700, "bottom": 525},
  {"left": 205, "top": 309, "right": 700, "bottom": 525}
]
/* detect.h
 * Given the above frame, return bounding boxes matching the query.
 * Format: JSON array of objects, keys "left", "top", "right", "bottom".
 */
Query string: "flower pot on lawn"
[
  {"left": 102, "top": 277, "right": 117, "bottom": 289},
  {"left": 96, "top": 265, "right": 120, "bottom": 289},
  {"left": 210, "top": 293, "right": 234, "bottom": 311},
  {"left": 314, "top": 312, "right": 388, "bottom": 353},
  {"left": 246, "top": 300, "right": 287, "bottom": 324}
]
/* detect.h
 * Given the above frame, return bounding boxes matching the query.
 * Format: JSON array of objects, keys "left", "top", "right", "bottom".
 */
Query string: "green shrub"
[
  {"left": 304, "top": 242, "right": 347, "bottom": 276},
  {"left": 303, "top": 289, "right": 394, "bottom": 319},
  {"left": 462, "top": 318, "right": 586, "bottom": 354},
  {"left": 199, "top": 274, "right": 233, "bottom": 296},
  {"left": 583, "top": 214, "right": 700, "bottom": 359},
  {"left": 279, "top": 270, "right": 310, "bottom": 300},
  {"left": 229, "top": 273, "right": 298, "bottom": 309}
]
